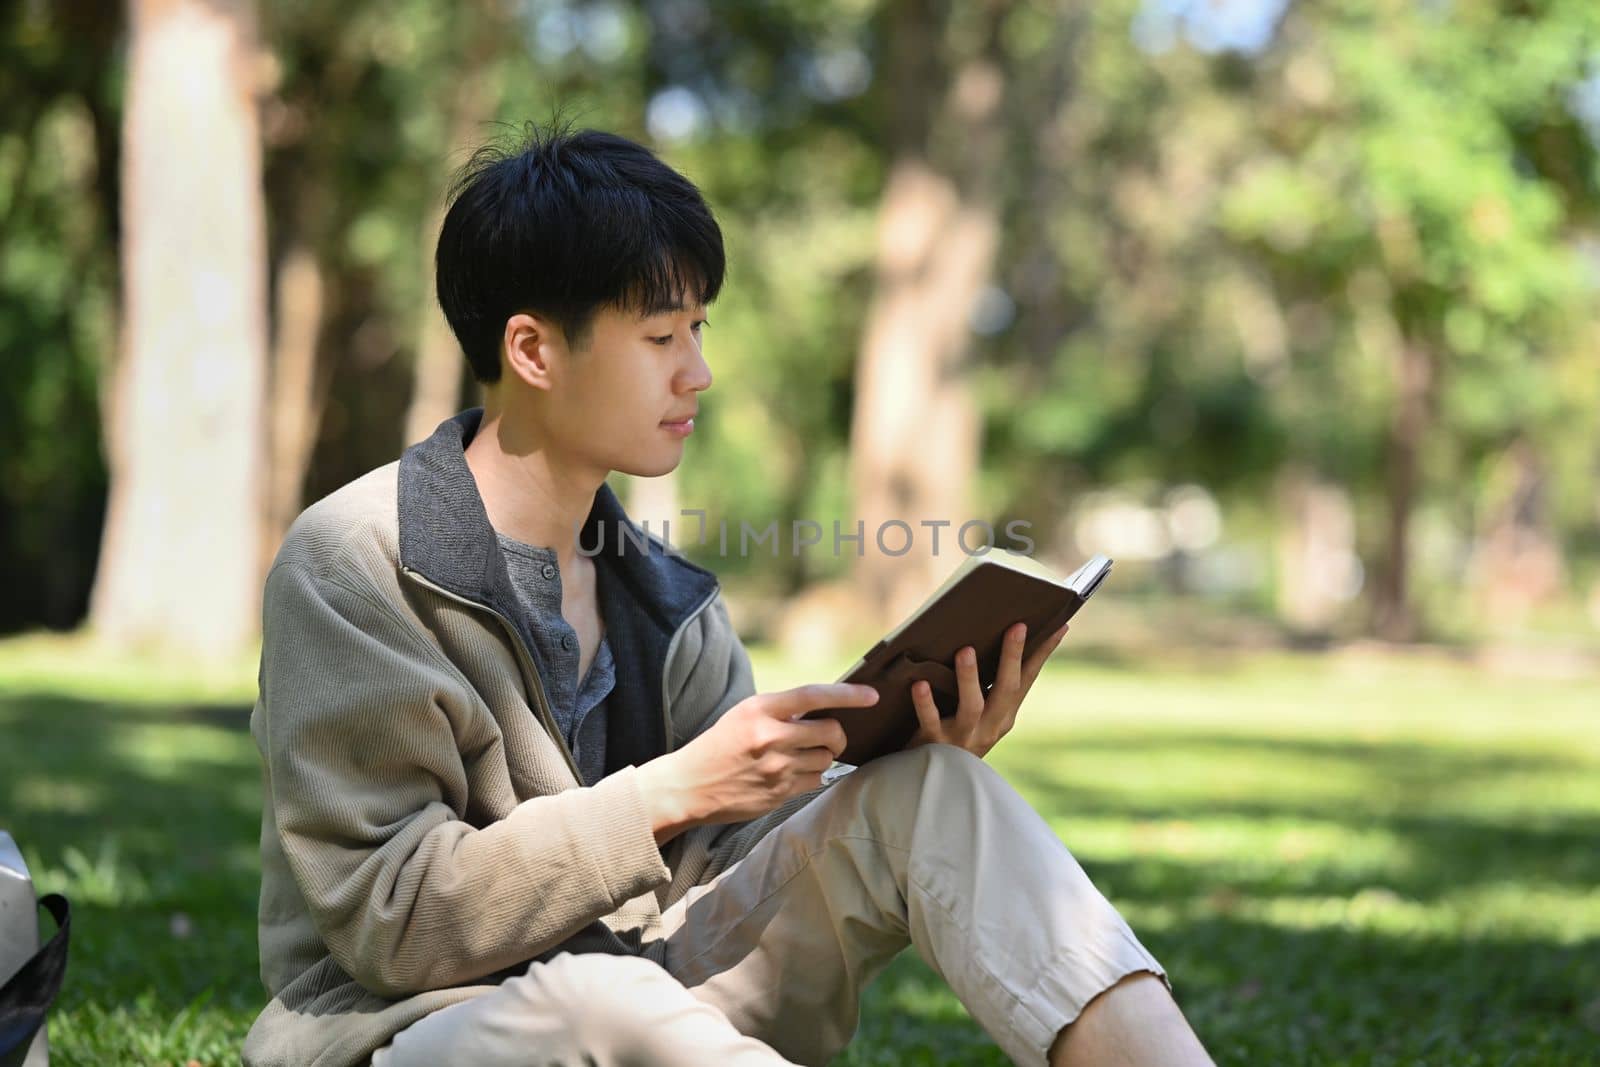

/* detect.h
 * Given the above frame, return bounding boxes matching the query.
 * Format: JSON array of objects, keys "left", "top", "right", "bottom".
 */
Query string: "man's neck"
[{"left": 463, "top": 408, "right": 604, "bottom": 574}]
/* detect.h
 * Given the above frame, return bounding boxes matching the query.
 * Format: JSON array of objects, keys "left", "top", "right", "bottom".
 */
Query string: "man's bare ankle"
[{"left": 1047, "top": 971, "right": 1214, "bottom": 1067}]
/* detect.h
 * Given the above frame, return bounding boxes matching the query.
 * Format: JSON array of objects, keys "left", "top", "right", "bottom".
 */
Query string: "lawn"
[{"left": 2, "top": 633, "right": 1597, "bottom": 1065}]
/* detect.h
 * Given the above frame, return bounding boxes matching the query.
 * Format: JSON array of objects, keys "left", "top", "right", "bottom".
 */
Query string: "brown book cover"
[{"left": 804, "top": 552, "right": 1112, "bottom": 766}]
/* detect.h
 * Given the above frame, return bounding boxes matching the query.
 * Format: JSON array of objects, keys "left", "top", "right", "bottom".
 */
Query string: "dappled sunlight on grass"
[
  {"left": 1179, "top": 882, "right": 1600, "bottom": 942},
  {"left": 797, "top": 644, "right": 1600, "bottom": 1064},
  {"left": 1049, "top": 813, "right": 1417, "bottom": 887},
  {"left": 0, "top": 631, "right": 260, "bottom": 706},
  {"left": 2, "top": 635, "right": 1597, "bottom": 1064},
  {"left": 0, "top": 651, "right": 264, "bottom": 1064}
]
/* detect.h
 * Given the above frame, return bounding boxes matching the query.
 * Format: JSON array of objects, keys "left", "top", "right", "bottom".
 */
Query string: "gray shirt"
[{"left": 496, "top": 532, "right": 614, "bottom": 786}]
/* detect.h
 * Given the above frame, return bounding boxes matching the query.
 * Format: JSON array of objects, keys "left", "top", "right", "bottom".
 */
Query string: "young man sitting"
[{"left": 242, "top": 124, "right": 1215, "bottom": 1067}]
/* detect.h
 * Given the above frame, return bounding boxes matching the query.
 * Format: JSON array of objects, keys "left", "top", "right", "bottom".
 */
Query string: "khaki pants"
[{"left": 372, "top": 744, "right": 1167, "bottom": 1067}]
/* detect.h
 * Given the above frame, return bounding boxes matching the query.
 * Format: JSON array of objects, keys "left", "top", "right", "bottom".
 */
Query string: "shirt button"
[
  {"left": 541, "top": 562, "right": 557, "bottom": 580},
  {"left": 561, "top": 633, "right": 575, "bottom": 651}
]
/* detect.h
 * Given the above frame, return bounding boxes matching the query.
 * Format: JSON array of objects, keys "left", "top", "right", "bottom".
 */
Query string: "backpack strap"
[{"left": 0, "top": 893, "right": 70, "bottom": 1067}]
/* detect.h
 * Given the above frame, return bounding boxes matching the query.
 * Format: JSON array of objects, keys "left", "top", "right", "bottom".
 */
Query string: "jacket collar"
[{"left": 397, "top": 407, "right": 721, "bottom": 774}]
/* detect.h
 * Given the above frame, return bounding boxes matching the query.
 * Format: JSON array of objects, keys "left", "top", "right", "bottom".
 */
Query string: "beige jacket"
[{"left": 243, "top": 410, "right": 819, "bottom": 1067}]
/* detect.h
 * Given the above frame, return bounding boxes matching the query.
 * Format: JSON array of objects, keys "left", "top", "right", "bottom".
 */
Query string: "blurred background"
[
  {"left": 4, "top": 0, "right": 1600, "bottom": 662},
  {"left": 2, "top": 1, "right": 1598, "bottom": 1064}
]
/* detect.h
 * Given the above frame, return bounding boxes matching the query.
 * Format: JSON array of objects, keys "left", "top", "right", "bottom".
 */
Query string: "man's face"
[{"left": 532, "top": 300, "right": 711, "bottom": 479}]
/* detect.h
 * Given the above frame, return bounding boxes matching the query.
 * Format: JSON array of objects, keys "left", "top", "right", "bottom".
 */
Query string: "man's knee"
[
  {"left": 912, "top": 740, "right": 991, "bottom": 780},
  {"left": 512, "top": 952, "right": 689, "bottom": 1051},
  {"left": 858, "top": 741, "right": 992, "bottom": 794},
  {"left": 847, "top": 742, "right": 1002, "bottom": 826}
]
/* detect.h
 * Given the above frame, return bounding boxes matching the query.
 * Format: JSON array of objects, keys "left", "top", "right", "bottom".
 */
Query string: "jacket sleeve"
[
  {"left": 664, "top": 592, "right": 758, "bottom": 750},
  {"left": 256, "top": 561, "right": 671, "bottom": 999},
  {"left": 659, "top": 592, "right": 833, "bottom": 887}
]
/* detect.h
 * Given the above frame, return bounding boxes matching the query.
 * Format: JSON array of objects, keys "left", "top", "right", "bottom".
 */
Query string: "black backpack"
[{"left": 0, "top": 893, "right": 70, "bottom": 1067}]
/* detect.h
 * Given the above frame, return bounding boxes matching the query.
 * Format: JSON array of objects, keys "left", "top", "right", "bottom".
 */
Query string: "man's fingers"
[
  {"left": 995, "top": 622, "right": 1026, "bottom": 693},
  {"left": 775, "top": 717, "right": 849, "bottom": 759},
  {"left": 794, "top": 769, "right": 830, "bottom": 794},
  {"left": 910, "top": 680, "right": 943, "bottom": 739},
  {"left": 766, "top": 682, "right": 880, "bottom": 719},
  {"left": 792, "top": 746, "right": 837, "bottom": 775},
  {"left": 954, "top": 646, "right": 984, "bottom": 732},
  {"left": 1020, "top": 623, "right": 1070, "bottom": 686}
]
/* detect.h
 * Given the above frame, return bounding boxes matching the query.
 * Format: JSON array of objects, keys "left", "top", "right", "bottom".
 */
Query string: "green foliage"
[
  {"left": 3, "top": 0, "right": 1598, "bottom": 636},
  {"left": 1225, "top": 0, "right": 1596, "bottom": 426},
  {"left": 0, "top": 6, "right": 121, "bottom": 631},
  {"left": 972, "top": 0, "right": 1600, "bottom": 634}
]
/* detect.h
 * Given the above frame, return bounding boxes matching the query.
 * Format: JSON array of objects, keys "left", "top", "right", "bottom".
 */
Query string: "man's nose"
[{"left": 684, "top": 344, "right": 712, "bottom": 392}]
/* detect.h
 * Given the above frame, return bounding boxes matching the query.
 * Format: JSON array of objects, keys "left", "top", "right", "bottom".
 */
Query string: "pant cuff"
[{"left": 1000, "top": 922, "right": 1169, "bottom": 1067}]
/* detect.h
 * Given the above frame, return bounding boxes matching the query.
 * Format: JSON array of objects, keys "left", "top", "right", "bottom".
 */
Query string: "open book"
[{"left": 805, "top": 552, "right": 1112, "bottom": 766}]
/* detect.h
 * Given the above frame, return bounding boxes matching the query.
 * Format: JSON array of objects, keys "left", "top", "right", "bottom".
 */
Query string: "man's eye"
[{"left": 651, "top": 319, "right": 706, "bottom": 345}]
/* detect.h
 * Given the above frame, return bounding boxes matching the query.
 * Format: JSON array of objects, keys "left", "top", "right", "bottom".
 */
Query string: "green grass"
[{"left": 2, "top": 633, "right": 1597, "bottom": 1065}]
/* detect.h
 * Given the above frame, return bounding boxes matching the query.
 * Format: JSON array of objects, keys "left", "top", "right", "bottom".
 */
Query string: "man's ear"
[{"left": 502, "top": 312, "right": 560, "bottom": 391}]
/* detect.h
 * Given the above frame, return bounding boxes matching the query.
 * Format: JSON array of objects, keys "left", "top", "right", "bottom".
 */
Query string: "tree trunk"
[
  {"left": 847, "top": 0, "right": 1010, "bottom": 628},
  {"left": 403, "top": 3, "right": 507, "bottom": 445},
  {"left": 262, "top": 241, "right": 327, "bottom": 571},
  {"left": 405, "top": 278, "right": 471, "bottom": 445},
  {"left": 1372, "top": 339, "right": 1433, "bottom": 642},
  {"left": 90, "top": 0, "right": 267, "bottom": 661}
]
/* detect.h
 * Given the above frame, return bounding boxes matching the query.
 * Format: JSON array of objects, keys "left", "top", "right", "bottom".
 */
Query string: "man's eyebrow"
[{"left": 638, "top": 302, "right": 706, "bottom": 320}]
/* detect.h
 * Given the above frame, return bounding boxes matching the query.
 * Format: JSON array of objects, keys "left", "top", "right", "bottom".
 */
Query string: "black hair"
[{"left": 434, "top": 120, "right": 725, "bottom": 382}]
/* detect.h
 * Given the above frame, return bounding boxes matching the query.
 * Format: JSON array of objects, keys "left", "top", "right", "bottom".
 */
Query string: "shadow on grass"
[
  {"left": 0, "top": 687, "right": 263, "bottom": 1024},
  {"left": 4, "top": 688, "right": 1598, "bottom": 1065},
  {"left": 844, "top": 918, "right": 1600, "bottom": 1066},
  {"left": 999, "top": 732, "right": 1600, "bottom": 904}
]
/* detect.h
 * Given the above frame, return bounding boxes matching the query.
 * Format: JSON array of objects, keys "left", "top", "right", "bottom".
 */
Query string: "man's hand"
[
  {"left": 904, "top": 621, "right": 1070, "bottom": 760},
  {"left": 636, "top": 683, "right": 877, "bottom": 844}
]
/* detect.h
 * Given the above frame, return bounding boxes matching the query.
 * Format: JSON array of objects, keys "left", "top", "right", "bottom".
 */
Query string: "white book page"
[{"left": 1064, "top": 554, "right": 1113, "bottom": 598}]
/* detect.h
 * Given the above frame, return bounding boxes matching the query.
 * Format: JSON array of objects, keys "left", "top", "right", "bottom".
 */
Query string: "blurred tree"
[
  {"left": 978, "top": 0, "right": 1597, "bottom": 641},
  {"left": 259, "top": 0, "right": 469, "bottom": 544},
  {"left": 607, "top": 0, "right": 885, "bottom": 597},
  {"left": 5, "top": 0, "right": 1598, "bottom": 651},
  {"left": 90, "top": 0, "right": 269, "bottom": 660},
  {"left": 402, "top": 0, "right": 511, "bottom": 448},
  {"left": 1214, "top": 0, "right": 1600, "bottom": 639},
  {"left": 0, "top": 0, "right": 121, "bottom": 633},
  {"left": 849, "top": 0, "right": 1012, "bottom": 627}
]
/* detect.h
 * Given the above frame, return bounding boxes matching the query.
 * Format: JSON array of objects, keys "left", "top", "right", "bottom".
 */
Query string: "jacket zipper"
[
  {"left": 659, "top": 584, "right": 722, "bottom": 756},
  {"left": 400, "top": 563, "right": 723, "bottom": 777},
  {"left": 399, "top": 564, "right": 585, "bottom": 784}
]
